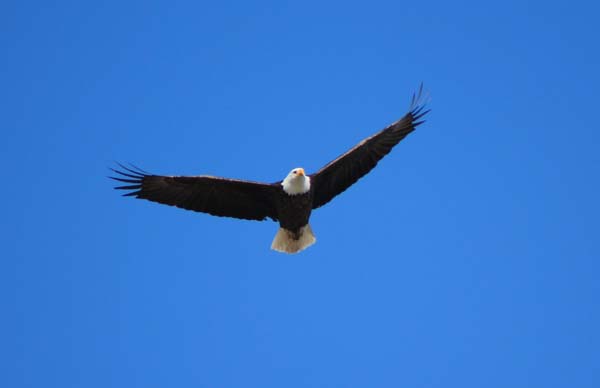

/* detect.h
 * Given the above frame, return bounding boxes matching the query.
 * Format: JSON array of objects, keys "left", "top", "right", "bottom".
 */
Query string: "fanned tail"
[{"left": 271, "top": 224, "right": 316, "bottom": 254}]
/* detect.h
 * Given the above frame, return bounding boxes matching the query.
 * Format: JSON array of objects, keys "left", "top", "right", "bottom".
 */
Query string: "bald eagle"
[{"left": 111, "top": 87, "right": 429, "bottom": 253}]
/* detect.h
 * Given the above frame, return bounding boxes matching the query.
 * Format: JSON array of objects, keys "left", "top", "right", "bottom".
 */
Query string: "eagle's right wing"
[{"left": 111, "top": 164, "right": 279, "bottom": 221}]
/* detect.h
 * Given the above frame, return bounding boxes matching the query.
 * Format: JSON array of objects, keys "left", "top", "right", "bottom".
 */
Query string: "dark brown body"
[{"left": 273, "top": 187, "right": 314, "bottom": 238}]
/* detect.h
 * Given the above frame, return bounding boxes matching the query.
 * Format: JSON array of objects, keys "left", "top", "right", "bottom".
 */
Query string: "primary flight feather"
[{"left": 111, "top": 86, "right": 429, "bottom": 253}]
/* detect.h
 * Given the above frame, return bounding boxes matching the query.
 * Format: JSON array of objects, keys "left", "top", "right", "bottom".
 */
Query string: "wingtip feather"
[
  {"left": 409, "top": 83, "right": 430, "bottom": 113},
  {"left": 110, "top": 162, "right": 152, "bottom": 196}
]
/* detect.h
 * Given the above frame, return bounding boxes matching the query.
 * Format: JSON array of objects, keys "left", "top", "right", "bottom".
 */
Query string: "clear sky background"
[{"left": 2, "top": 1, "right": 599, "bottom": 387}]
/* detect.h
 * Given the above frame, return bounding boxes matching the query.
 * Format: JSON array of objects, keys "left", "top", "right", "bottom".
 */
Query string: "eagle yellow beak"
[{"left": 297, "top": 168, "right": 305, "bottom": 176}]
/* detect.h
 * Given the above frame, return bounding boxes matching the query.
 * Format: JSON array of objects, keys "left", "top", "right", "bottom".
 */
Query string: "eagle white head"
[{"left": 281, "top": 167, "right": 311, "bottom": 195}]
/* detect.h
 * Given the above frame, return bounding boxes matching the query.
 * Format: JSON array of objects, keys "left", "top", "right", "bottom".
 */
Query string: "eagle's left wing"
[{"left": 310, "top": 87, "right": 429, "bottom": 210}]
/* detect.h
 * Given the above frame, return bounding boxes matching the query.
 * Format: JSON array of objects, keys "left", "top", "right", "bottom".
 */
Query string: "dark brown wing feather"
[
  {"left": 310, "top": 87, "right": 429, "bottom": 209},
  {"left": 111, "top": 164, "right": 279, "bottom": 221}
]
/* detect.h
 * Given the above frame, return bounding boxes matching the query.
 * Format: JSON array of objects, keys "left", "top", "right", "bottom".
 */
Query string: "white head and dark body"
[{"left": 111, "top": 87, "right": 429, "bottom": 253}]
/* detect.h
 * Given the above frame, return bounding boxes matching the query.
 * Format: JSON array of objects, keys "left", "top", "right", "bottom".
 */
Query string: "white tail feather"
[{"left": 271, "top": 224, "right": 316, "bottom": 254}]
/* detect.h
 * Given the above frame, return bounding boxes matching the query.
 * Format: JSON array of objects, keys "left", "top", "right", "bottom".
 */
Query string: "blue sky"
[{"left": 2, "top": 1, "right": 599, "bottom": 387}]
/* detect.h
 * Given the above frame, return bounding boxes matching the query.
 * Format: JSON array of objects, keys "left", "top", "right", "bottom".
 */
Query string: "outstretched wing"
[
  {"left": 111, "top": 164, "right": 279, "bottom": 221},
  {"left": 310, "top": 86, "right": 429, "bottom": 209}
]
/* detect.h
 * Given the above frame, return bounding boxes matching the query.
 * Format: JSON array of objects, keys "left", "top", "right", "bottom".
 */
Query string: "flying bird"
[{"left": 111, "top": 87, "right": 429, "bottom": 253}]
